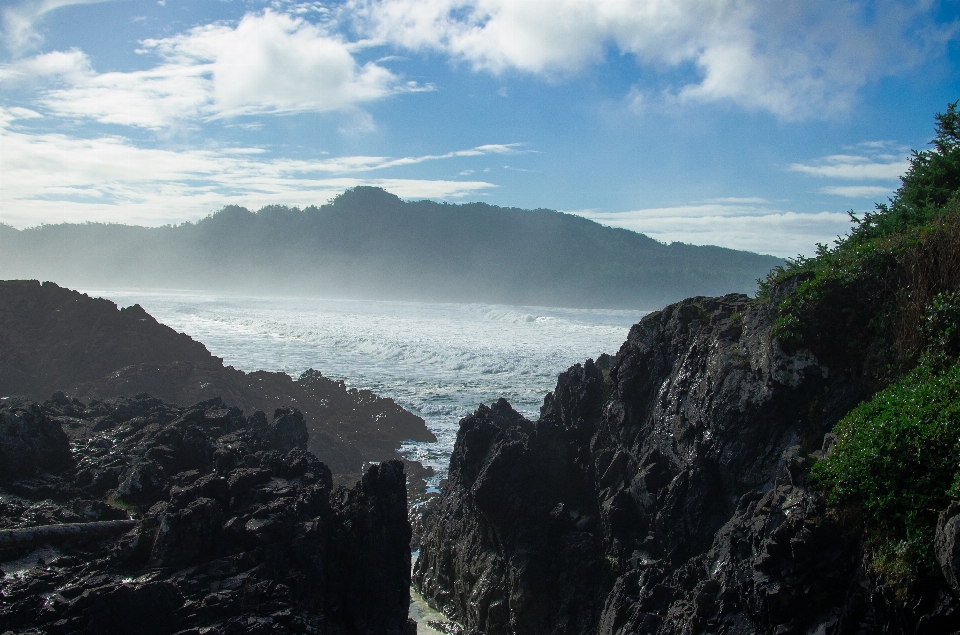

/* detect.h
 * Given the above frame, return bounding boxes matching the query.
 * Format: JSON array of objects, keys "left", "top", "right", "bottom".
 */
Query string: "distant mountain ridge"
[{"left": 0, "top": 187, "right": 782, "bottom": 309}]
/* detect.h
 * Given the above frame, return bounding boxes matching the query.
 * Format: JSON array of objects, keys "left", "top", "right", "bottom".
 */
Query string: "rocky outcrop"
[
  {"left": 0, "top": 394, "right": 415, "bottom": 634},
  {"left": 0, "top": 280, "right": 436, "bottom": 482},
  {"left": 413, "top": 294, "right": 960, "bottom": 634}
]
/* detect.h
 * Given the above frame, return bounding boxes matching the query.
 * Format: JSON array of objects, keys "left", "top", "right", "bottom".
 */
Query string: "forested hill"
[{"left": 0, "top": 188, "right": 781, "bottom": 309}]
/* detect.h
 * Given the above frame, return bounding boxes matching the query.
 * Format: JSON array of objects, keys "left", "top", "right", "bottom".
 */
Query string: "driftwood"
[{"left": 0, "top": 520, "right": 136, "bottom": 550}]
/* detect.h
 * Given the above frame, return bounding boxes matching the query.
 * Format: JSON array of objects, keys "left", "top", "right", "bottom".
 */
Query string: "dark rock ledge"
[
  {"left": 0, "top": 393, "right": 415, "bottom": 635},
  {"left": 414, "top": 294, "right": 960, "bottom": 634}
]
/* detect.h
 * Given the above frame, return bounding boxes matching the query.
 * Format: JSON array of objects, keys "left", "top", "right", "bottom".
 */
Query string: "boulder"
[
  {"left": 0, "top": 403, "right": 73, "bottom": 480},
  {"left": 937, "top": 501, "right": 960, "bottom": 596}
]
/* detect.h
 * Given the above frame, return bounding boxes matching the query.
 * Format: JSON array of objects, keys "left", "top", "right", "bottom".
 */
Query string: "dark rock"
[
  {"left": 63, "top": 580, "right": 183, "bottom": 635},
  {"left": 116, "top": 459, "right": 167, "bottom": 505},
  {"left": 414, "top": 294, "right": 960, "bottom": 634},
  {"left": 937, "top": 501, "right": 960, "bottom": 596},
  {"left": 0, "top": 403, "right": 73, "bottom": 479},
  {"left": 265, "top": 407, "right": 309, "bottom": 453},
  {"left": 0, "top": 395, "right": 415, "bottom": 634},
  {"left": 0, "top": 520, "right": 137, "bottom": 551}
]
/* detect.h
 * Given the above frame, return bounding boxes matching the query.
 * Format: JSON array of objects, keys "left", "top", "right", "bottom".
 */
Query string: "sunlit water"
[{"left": 84, "top": 289, "right": 644, "bottom": 484}]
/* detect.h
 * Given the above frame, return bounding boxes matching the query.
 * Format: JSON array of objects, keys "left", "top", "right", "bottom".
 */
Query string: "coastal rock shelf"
[
  {"left": 413, "top": 293, "right": 960, "bottom": 634},
  {"left": 0, "top": 280, "right": 436, "bottom": 482},
  {"left": 0, "top": 394, "right": 415, "bottom": 634}
]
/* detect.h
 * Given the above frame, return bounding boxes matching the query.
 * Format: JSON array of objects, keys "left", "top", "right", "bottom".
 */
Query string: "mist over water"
[{"left": 85, "top": 290, "right": 643, "bottom": 482}]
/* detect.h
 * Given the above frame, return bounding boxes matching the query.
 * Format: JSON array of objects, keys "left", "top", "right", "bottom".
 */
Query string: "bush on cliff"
[
  {"left": 810, "top": 358, "right": 960, "bottom": 572},
  {"left": 759, "top": 102, "right": 960, "bottom": 386},
  {"left": 767, "top": 101, "right": 960, "bottom": 579}
]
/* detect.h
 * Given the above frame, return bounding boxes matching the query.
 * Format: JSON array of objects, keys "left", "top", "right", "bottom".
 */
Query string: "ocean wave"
[
  {"left": 481, "top": 308, "right": 545, "bottom": 324},
  {"left": 91, "top": 291, "right": 638, "bottom": 481}
]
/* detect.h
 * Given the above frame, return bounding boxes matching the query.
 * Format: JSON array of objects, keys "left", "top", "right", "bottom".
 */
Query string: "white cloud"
[
  {"left": 0, "top": 10, "right": 430, "bottom": 128},
  {"left": 350, "top": 0, "right": 948, "bottom": 119},
  {"left": 42, "top": 59, "right": 213, "bottom": 128},
  {"left": 2, "top": 0, "right": 112, "bottom": 56},
  {"left": 568, "top": 203, "right": 853, "bottom": 257},
  {"left": 790, "top": 142, "right": 910, "bottom": 201},
  {"left": 0, "top": 110, "right": 503, "bottom": 227},
  {"left": 146, "top": 11, "right": 419, "bottom": 117},
  {"left": 789, "top": 154, "right": 910, "bottom": 180},
  {"left": 0, "top": 106, "right": 41, "bottom": 124},
  {"left": 819, "top": 185, "right": 895, "bottom": 199},
  {"left": 0, "top": 47, "right": 91, "bottom": 83},
  {"left": 857, "top": 140, "right": 896, "bottom": 149}
]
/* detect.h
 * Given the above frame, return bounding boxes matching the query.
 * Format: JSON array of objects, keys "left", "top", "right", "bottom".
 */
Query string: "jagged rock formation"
[
  {"left": 0, "top": 394, "right": 415, "bottom": 634},
  {"left": 0, "top": 280, "right": 436, "bottom": 480},
  {"left": 413, "top": 294, "right": 960, "bottom": 634}
]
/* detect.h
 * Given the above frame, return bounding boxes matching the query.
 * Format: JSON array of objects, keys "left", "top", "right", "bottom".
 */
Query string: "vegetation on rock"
[
  {"left": 766, "top": 102, "right": 960, "bottom": 580},
  {"left": 760, "top": 102, "right": 960, "bottom": 385},
  {"left": 811, "top": 359, "right": 960, "bottom": 572}
]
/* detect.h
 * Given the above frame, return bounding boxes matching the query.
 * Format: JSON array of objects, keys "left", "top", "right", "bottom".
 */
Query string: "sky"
[{"left": 0, "top": 0, "right": 958, "bottom": 257}]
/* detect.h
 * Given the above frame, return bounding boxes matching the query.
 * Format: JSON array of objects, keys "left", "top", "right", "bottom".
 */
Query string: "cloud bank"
[
  {"left": 4, "top": 1, "right": 948, "bottom": 127},
  {"left": 349, "top": 0, "right": 950, "bottom": 119},
  {"left": 0, "top": 107, "right": 501, "bottom": 227},
  {"left": 570, "top": 204, "right": 853, "bottom": 258}
]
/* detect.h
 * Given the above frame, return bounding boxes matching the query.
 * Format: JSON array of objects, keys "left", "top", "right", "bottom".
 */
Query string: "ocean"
[{"left": 85, "top": 290, "right": 644, "bottom": 484}]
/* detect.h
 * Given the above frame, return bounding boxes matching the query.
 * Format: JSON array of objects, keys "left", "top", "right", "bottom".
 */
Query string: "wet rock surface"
[
  {"left": 0, "top": 394, "right": 415, "bottom": 634},
  {"left": 414, "top": 294, "right": 960, "bottom": 634},
  {"left": 0, "top": 280, "right": 436, "bottom": 483}
]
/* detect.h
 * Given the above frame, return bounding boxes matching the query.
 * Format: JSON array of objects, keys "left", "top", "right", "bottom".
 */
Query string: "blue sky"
[{"left": 1, "top": 0, "right": 958, "bottom": 257}]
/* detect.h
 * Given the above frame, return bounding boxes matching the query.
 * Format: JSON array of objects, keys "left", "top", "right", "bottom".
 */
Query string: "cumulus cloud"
[
  {"left": 146, "top": 11, "right": 426, "bottom": 117},
  {"left": 349, "top": 0, "right": 949, "bottom": 119},
  {"left": 0, "top": 109, "right": 503, "bottom": 227},
  {"left": 0, "top": 10, "right": 429, "bottom": 128},
  {"left": 5, "top": 2, "right": 948, "bottom": 125},
  {"left": 569, "top": 204, "right": 853, "bottom": 257}
]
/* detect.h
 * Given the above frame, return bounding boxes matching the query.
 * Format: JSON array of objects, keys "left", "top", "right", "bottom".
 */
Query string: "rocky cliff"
[
  {"left": 413, "top": 293, "right": 960, "bottom": 634},
  {"left": 0, "top": 280, "right": 436, "bottom": 480},
  {"left": 0, "top": 393, "right": 415, "bottom": 634}
]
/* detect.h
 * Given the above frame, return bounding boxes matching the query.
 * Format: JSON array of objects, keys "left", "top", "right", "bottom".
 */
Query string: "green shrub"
[
  {"left": 810, "top": 361, "right": 960, "bottom": 568},
  {"left": 806, "top": 278, "right": 960, "bottom": 579},
  {"left": 762, "top": 101, "right": 960, "bottom": 586},
  {"left": 924, "top": 290, "right": 960, "bottom": 363}
]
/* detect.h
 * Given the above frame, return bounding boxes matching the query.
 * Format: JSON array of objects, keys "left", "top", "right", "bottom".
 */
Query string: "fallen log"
[{"left": 0, "top": 520, "right": 136, "bottom": 550}]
